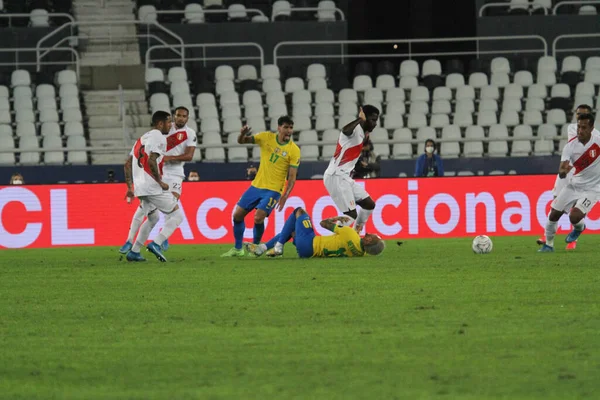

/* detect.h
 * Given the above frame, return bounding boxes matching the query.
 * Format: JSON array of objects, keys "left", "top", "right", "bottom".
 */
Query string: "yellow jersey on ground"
[
  {"left": 251, "top": 131, "right": 301, "bottom": 194},
  {"left": 312, "top": 226, "right": 365, "bottom": 258}
]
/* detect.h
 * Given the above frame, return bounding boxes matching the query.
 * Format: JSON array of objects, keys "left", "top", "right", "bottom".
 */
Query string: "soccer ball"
[{"left": 472, "top": 235, "right": 493, "bottom": 254}]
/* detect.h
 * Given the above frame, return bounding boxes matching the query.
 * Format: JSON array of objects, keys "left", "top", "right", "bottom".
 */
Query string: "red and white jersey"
[
  {"left": 561, "top": 131, "right": 600, "bottom": 191},
  {"left": 131, "top": 129, "right": 167, "bottom": 196},
  {"left": 567, "top": 123, "right": 578, "bottom": 142},
  {"left": 163, "top": 124, "right": 197, "bottom": 178},
  {"left": 324, "top": 124, "right": 366, "bottom": 176}
]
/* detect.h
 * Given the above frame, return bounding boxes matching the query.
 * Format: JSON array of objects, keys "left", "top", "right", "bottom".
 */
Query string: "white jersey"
[
  {"left": 561, "top": 132, "right": 600, "bottom": 192},
  {"left": 324, "top": 124, "right": 366, "bottom": 176},
  {"left": 131, "top": 129, "right": 167, "bottom": 196},
  {"left": 163, "top": 124, "right": 197, "bottom": 179}
]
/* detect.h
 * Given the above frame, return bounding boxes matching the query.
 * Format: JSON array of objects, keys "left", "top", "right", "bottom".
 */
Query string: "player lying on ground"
[
  {"left": 323, "top": 105, "right": 380, "bottom": 233},
  {"left": 122, "top": 111, "right": 185, "bottom": 262},
  {"left": 221, "top": 116, "right": 301, "bottom": 257},
  {"left": 120, "top": 106, "right": 196, "bottom": 254},
  {"left": 539, "top": 113, "right": 599, "bottom": 253},
  {"left": 245, "top": 207, "right": 385, "bottom": 258},
  {"left": 537, "top": 104, "right": 598, "bottom": 250}
]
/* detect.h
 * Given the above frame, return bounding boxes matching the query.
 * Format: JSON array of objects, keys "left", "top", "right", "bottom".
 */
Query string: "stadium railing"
[
  {"left": 0, "top": 47, "right": 79, "bottom": 77},
  {"left": 145, "top": 42, "right": 265, "bottom": 71},
  {"left": 0, "top": 12, "right": 75, "bottom": 27},
  {"left": 36, "top": 20, "right": 186, "bottom": 71},
  {"left": 553, "top": 0, "right": 600, "bottom": 14},
  {"left": 153, "top": 8, "right": 268, "bottom": 22},
  {"left": 478, "top": 3, "right": 549, "bottom": 16},
  {"left": 272, "top": 35, "right": 549, "bottom": 65},
  {"left": 552, "top": 33, "right": 600, "bottom": 56},
  {"left": 271, "top": 7, "right": 345, "bottom": 21}
]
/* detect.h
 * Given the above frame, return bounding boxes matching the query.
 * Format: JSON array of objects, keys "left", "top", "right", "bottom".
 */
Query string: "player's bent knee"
[
  {"left": 294, "top": 207, "right": 306, "bottom": 217},
  {"left": 147, "top": 210, "right": 160, "bottom": 225},
  {"left": 358, "top": 197, "right": 376, "bottom": 210},
  {"left": 233, "top": 206, "right": 248, "bottom": 222},
  {"left": 548, "top": 209, "right": 563, "bottom": 222},
  {"left": 569, "top": 210, "right": 584, "bottom": 225},
  {"left": 254, "top": 210, "right": 267, "bottom": 224}
]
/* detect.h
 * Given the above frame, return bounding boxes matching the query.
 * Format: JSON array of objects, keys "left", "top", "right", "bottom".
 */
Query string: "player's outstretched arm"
[
  {"left": 341, "top": 107, "right": 366, "bottom": 136},
  {"left": 237, "top": 125, "right": 254, "bottom": 144},
  {"left": 124, "top": 155, "right": 134, "bottom": 200},
  {"left": 277, "top": 166, "right": 298, "bottom": 211},
  {"left": 320, "top": 216, "right": 351, "bottom": 232},
  {"left": 558, "top": 160, "right": 571, "bottom": 179},
  {"left": 164, "top": 146, "right": 195, "bottom": 163}
]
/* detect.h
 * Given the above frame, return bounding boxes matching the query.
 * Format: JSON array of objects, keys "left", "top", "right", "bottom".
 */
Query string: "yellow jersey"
[
  {"left": 251, "top": 131, "right": 301, "bottom": 193},
  {"left": 312, "top": 226, "right": 365, "bottom": 258}
]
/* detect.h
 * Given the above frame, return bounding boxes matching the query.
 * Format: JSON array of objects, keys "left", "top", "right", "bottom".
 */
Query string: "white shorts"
[
  {"left": 551, "top": 171, "right": 573, "bottom": 197},
  {"left": 323, "top": 173, "right": 369, "bottom": 212},
  {"left": 163, "top": 176, "right": 183, "bottom": 195},
  {"left": 551, "top": 184, "right": 600, "bottom": 214},
  {"left": 139, "top": 192, "right": 178, "bottom": 214}
]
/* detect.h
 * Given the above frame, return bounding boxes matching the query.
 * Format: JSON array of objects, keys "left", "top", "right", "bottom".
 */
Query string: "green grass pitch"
[{"left": 1, "top": 236, "right": 599, "bottom": 399}]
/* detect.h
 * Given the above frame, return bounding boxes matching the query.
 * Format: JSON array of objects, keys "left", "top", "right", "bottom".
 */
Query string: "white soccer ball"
[{"left": 472, "top": 235, "right": 493, "bottom": 254}]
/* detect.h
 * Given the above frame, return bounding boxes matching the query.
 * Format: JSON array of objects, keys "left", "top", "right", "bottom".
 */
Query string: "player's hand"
[
  {"left": 163, "top": 156, "right": 173, "bottom": 163},
  {"left": 159, "top": 181, "right": 170, "bottom": 191},
  {"left": 358, "top": 107, "right": 366, "bottom": 121},
  {"left": 125, "top": 189, "right": 135, "bottom": 203},
  {"left": 276, "top": 195, "right": 288, "bottom": 212},
  {"left": 241, "top": 125, "right": 252, "bottom": 136}
]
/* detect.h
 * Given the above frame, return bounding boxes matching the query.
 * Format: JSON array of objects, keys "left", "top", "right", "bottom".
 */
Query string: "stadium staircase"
[{"left": 73, "top": 0, "right": 151, "bottom": 163}]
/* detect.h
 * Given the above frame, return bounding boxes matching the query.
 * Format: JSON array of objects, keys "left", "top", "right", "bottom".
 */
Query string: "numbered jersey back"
[
  {"left": 131, "top": 129, "right": 167, "bottom": 196},
  {"left": 312, "top": 226, "right": 365, "bottom": 258}
]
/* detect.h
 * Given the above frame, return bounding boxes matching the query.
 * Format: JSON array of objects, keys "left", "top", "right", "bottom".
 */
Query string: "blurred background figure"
[
  {"left": 105, "top": 169, "right": 117, "bottom": 183},
  {"left": 9, "top": 173, "right": 24, "bottom": 185},
  {"left": 188, "top": 170, "right": 200, "bottom": 181},
  {"left": 353, "top": 140, "right": 381, "bottom": 179},
  {"left": 246, "top": 164, "right": 257, "bottom": 180},
  {"left": 415, "top": 139, "right": 444, "bottom": 177}
]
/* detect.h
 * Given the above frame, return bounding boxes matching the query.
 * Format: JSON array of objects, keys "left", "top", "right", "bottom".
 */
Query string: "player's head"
[
  {"left": 152, "top": 111, "right": 172, "bottom": 134},
  {"left": 277, "top": 115, "right": 294, "bottom": 142},
  {"left": 173, "top": 106, "right": 189, "bottom": 129},
  {"left": 575, "top": 104, "right": 593, "bottom": 119},
  {"left": 577, "top": 113, "right": 595, "bottom": 143},
  {"left": 361, "top": 105, "right": 380, "bottom": 132},
  {"left": 361, "top": 234, "right": 385, "bottom": 256}
]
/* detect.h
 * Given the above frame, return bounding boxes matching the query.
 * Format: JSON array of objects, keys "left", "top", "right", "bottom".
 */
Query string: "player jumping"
[
  {"left": 323, "top": 105, "right": 380, "bottom": 233},
  {"left": 537, "top": 104, "right": 598, "bottom": 250},
  {"left": 122, "top": 111, "right": 184, "bottom": 262},
  {"left": 221, "top": 116, "right": 301, "bottom": 257},
  {"left": 539, "top": 113, "right": 599, "bottom": 252},
  {"left": 120, "top": 107, "right": 196, "bottom": 254},
  {"left": 245, "top": 207, "right": 385, "bottom": 258}
]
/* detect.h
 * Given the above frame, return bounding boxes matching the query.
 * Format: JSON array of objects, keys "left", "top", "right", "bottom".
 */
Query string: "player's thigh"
[
  {"left": 138, "top": 196, "right": 158, "bottom": 215},
  {"left": 551, "top": 186, "right": 579, "bottom": 213},
  {"left": 294, "top": 214, "right": 316, "bottom": 258},
  {"left": 325, "top": 176, "right": 355, "bottom": 212},
  {"left": 350, "top": 178, "right": 370, "bottom": 203},
  {"left": 552, "top": 175, "right": 566, "bottom": 197},
  {"left": 163, "top": 176, "right": 183, "bottom": 196},
  {"left": 573, "top": 192, "right": 600, "bottom": 215},
  {"left": 147, "top": 192, "right": 178, "bottom": 213},
  {"left": 237, "top": 186, "right": 262, "bottom": 211},
  {"left": 255, "top": 189, "right": 281, "bottom": 216}
]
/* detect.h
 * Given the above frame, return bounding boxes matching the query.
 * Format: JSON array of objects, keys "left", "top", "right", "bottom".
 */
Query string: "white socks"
[
  {"left": 355, "top": 208, "right": 374, "bottom": 231},
  {"left": 132, "top": 211, "right": 159, "bottom": 252},
  {"left": 573, "top": 220, "right": 585, "bottom": 231},
  {"left": 154, "top": 209, "right": 183, "bottom": 246},
  {"left": 127, "top": 206, "right": 146, "bottom": 243},
  {"left": 274, "top": 242, "right": 283, "bottom": 252},
  {"left": 545, "top": 220, "right": 558, "bottom": 247}
]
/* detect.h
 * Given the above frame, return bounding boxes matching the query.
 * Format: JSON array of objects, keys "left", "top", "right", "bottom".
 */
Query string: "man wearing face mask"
[
  {"left": 187, "top": 170, "right": 199, "bottom": 181},
  {"left": 414, "top": 139, "right": 444, "bottom": 177},
  {"left": 9, "top": 173, "right": 24, "bottom": 185}
]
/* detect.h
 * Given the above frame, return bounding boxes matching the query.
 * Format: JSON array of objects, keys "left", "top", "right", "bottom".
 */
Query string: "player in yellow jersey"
[
  {"left": 245, "top": 207, "right": 385, "bottom": 258},
  {"left": 221, "top": 116, "right": 301, "bottom": 257}
]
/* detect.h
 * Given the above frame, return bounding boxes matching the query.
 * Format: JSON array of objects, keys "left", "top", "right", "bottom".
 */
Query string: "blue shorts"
[
  {"left": 237, "top": 186, "right": 281, "bottom": 216},
  {"left": 294, "top": 213, "right": 316, "bottom": 258}
]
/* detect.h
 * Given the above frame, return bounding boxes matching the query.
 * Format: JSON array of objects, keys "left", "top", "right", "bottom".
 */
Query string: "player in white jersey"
[
  {"left": 122, "top": 111, "right": 184, "bottom": 262},
  {"left": 323, "top": 105, "right": 380, "bottom": 232},
  {"left": 539, "top": 113, "right": 599, "bottom": 252},
  {"left": 119, "top": 107, "right": 196, "bottom": 255},
  {"left": 537, "top": 104, "right": 598, "bottom": 250}
]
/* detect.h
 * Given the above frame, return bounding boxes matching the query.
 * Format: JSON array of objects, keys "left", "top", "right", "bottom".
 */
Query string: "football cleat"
[
  {"left": 265, "top": 248, "right": 283, "bottom": 258},
  {"left": 244, "top": 243, "right": 265, "bottom": 257},
  {"left": 565, "top": 225, "right": 585, "bottom": 243},
  {"left": 119, "top": 241, "right": 133, "bottom": 254},
  {"left": 147, "top": 242, "right": 167, "bottom": 262},
  {"left": 220, "top": 247, "right": 245, "bottom": 257},
  {"left": 126, "top": 251, "right": 146, "bottom": 262},
  {"left": 536, "top": 236, "right": 546, "bottom": 245},
  {"left": 537, "top": 244, "right": 555, "bottom": 253},
  {"left": 161, "top": 239, "right": 169, "bottom": 252},
  {"left": 566, "top": 241, "right": 577, "bottom": 250}
]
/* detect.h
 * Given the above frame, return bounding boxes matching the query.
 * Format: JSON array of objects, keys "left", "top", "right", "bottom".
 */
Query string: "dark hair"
[
  {"left": 190, "top": 170, "right": 198, "bottom": 174},
  {"left": 151, "top": 111, "right": 171, "bottom": 126},
  {"left": 174, "top": 106, "right": 189, "bottom": 115},
  {"left": 576, "top": 104, "right": 593, "bottom": 113},
  {"left": 278, "top": 115, "right": 294, "bottom": 126},
  {"left": 577, "top": 113, "right": 595, "bottom": 126},
  {"left": 425, "top": 138, "right": 436, "bottom": 146},
  {"left": 362, "top": 104, "right": 380, "bottom": 118}
]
